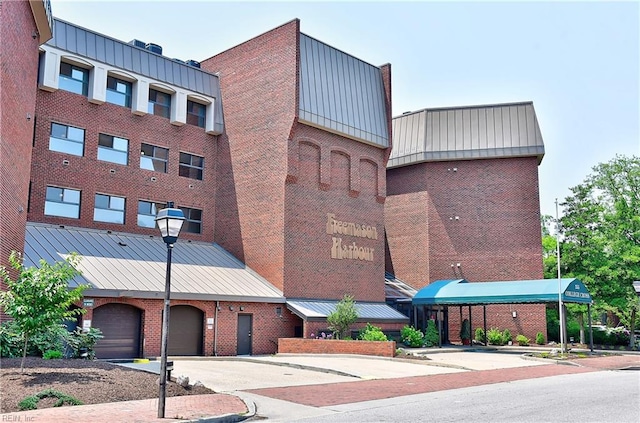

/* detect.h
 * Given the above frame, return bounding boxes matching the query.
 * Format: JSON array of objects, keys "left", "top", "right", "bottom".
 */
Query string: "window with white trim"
[
  {"left": 94, "top": 193, "right": 125, "bottom": 224},
  {"left": 106, "top": 75, "right": 132, "bottom": 107},
  {"left": 137, "top": 200, "right": 165, "bottom": 228},
  {"left": 59, "top": 62, "right": 89, "bottom": 96},
  {"left": 98, "top": 134, "right": 129, "bottom": 165},
  {"left": 140, "top": 143, "right": 168, "bottom": 173},
  {"left": 49, "top": 123, "right": 85, "bottom": 156},
  {"left": 179, "top": 152, "right": 204, "bottom": 180},
  {"left": 45, "top": 186, "right": 81, "bottom": 219},
  {"left": 179, "top": 206, "right": 202, "bottom": 234}
]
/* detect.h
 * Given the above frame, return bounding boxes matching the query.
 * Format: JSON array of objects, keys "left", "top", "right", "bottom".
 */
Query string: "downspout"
[{"left": 214, "top": 301, "right": 219, "bottom": 356}]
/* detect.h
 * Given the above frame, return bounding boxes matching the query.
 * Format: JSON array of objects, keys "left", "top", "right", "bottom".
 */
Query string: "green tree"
[
  {"left": 0, "top": 251, "right": 88, "bottom": 372},
  {"left": 327, "top": 294, "right": 358, "bottom": 339},
  {"left": 541, "top": 214, "right": 559, "bottom": 280},
  {"left": 560, "top": 155, "right": 640, "bottom": 346}
]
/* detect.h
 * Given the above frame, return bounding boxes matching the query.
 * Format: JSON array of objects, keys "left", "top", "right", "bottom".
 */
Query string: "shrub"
[
  {"left": 65, "top": 327, "right": 103, "bottom": 359},
  {"left": 487, "top": 328, "right": 504, "bottom": 345},
  {"left": 475, "top": 327, "right": 486, "bottom": 344},
  {"left": 459, "top": 319, "right": 471, "bottom": 341},
  {"left": 31, "top": 324, "right": 67, "bottom": 357},
  {"left": 43, "top": 350, "right": 63, "bottom": 360},
  {"left": 502, "top": 329, "right": 512, "bottom": 344},
  {"left": 401, "top": 325, "right": 424, "bottom": 348},
  {"left": 516, "top": 334, "right": 530, "bottom": 346},
  {"left": 19, "top": 389, "right": 83, "bottom": 411},
  {"left": 536, "top": 332, "right": 545, "bottom": 345},
  {"left": 359, "top": 323, "right": 388, "bottom": 341},
  {"left": 0, "top": 320, "right": 25, "bottom": 358},
  {"left": 423, "top": 320, "right": 440, "bottom": 347}
]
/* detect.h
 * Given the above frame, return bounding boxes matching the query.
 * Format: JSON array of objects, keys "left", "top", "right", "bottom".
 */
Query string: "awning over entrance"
[
  {"left": 412, "top": 278, "right": 592, "bottom": 306},
  {"left": 24, "top": 223, "right": 285, "bottom": 303},
  {"left": 286, "top": 299, "right": 409, "bottom": 323}
]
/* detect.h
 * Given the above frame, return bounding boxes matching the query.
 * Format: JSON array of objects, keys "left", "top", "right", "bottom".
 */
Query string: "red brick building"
[{"left": 1, "top": 1, "right": 547, "bottom": 357}]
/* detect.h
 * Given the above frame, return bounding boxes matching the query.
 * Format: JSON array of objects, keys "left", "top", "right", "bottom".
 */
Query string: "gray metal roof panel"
[
  {"left": 286, "top": 299, "right": 409, "bottom": 322},
  {"left": 24, "top": 223, "right": 284, "bottom": 302},
  {"left": 389, "top": 102, "right": 545, "bottom": 168}
]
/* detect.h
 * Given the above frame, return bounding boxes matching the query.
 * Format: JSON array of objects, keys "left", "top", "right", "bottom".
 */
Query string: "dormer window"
[
  {"left": 148, "top": 89, "right": 171, "bottom": 118},
  {"left": 59, "top": 62, "right": 89, "bottom": 96},
  {"left": 187, "top": 100, "right": 206, "bottom": 128},
  {"left": 106, "top": 75, "right": 132, "bottom": 107}
]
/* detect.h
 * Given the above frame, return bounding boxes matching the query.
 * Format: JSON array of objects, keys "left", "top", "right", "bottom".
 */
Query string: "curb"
[{"left": 184, "top": 399, "right": 256, "bottom": 423}]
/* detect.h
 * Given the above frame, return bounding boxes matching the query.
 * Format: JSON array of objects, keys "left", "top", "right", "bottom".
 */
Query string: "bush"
[
  {"left": 401, "top": 325, "right": 424, "bottom": 348},
  {"left": 359, "top": 323, "right": 388, "bottom": 341},
  {"left": 459, "top": 319, "right": 471, "bottom": 341},
  {"left": 19, "top": 389, "right": 83, "bottom": 411},
  {"left": 423, "top": 320, "right": 440, "bottom": 347},
  {"left": 502, "top": 329, "right": 512, "bottom": 344},
  {"left": 536, "top": 332, "right": 545, "bottom": 345},
  {"left": 487, "top": 328, "right": 504, "bottom": 346},
  {"left": 516, "top": 334, "right": 530, "bottom": 346},
  {"left": 327, "top": 295, "right": 358, "bottom": 340},
  {"left": 43, "top": 350, "right": 63, "bottom": 360},
  {"left": 31, "top": 324, "right": 67, "bottom": 357},
  {"left": 0, "top": 320, "right": 25, "bottom": 358},
  {"left": 65, "top": 327, "right": 103, "bottom": 359},
  {"left": 475, "top": 327, "right": 486, "bottom": 344}
]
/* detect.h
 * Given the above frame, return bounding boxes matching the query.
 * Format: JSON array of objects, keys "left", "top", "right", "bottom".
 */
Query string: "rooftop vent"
[
  {"left": 145, "top": 43, "right": 163, "bottom": 55},
  {"left": 172, "top": 58, "right": 187, "bottom": 65},
  {"left": 186, "top": 60, "right": 201, "bottom": 68},
  {"left": 129, "top": 39, "right": 146, "bottom": 49}
]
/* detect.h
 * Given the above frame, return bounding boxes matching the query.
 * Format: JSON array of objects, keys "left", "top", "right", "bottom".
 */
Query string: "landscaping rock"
[{"left": 176, "top": 375, "right": 190, "bottom": 388}]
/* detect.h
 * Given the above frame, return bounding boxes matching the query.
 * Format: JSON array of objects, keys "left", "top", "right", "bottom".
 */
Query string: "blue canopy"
[{"left": 412, "top": 278, "right": 592, "bottom": 306}]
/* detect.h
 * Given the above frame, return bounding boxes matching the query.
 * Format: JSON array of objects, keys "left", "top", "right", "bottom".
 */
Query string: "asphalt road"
[{"left": 287, "top": 370, "right": 640, "bottom": 423}]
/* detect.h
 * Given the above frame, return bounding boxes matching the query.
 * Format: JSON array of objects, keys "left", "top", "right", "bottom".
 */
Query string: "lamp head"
[{"left": 155, "top": 202, "right": 185, "bottom": 245}]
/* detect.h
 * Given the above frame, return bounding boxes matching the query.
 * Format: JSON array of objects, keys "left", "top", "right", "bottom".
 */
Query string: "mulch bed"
[{"left": 0, "top": 357, "right": 213, "bottom": 413}]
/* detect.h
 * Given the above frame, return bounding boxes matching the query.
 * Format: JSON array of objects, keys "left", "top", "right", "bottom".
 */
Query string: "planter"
[
  {"left": 462, "top": 338, "right": 470, "bottom": 346},
  {"left": 278, "top": 338, "right": 396, "bottom": 357}
]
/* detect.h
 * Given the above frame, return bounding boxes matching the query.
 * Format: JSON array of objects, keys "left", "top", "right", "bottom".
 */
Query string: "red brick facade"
[{"left": 0, "top": 1, "right": 41, "bottom": 293}]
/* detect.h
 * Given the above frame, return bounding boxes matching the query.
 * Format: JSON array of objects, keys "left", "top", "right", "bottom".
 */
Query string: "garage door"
[
  {"left": 168, "top": 305, "right": 203, "bottom": 356},
  {"left": 92, "top": 303, "right": 142, "bottom": 359}
]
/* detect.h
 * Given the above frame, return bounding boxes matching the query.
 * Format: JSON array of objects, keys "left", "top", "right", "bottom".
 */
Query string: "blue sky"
[{"left": 50, "top": 0, "right": 639, "bottom": 218}]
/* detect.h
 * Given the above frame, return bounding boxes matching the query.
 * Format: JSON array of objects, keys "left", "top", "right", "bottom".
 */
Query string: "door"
[
  {"left": 168, "top": 305, "right": 204, "bottom": 355},
  {"left": 92, "top": 303, "right": 142, "bottom": 359},
  {"left": 237, "top": 314, "right": 252, "bottom": 355}
]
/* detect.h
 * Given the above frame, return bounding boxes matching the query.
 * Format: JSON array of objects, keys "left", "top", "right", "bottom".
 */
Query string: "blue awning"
[{"left": 412, "top": 278, "right": 592, "bottom": 306}]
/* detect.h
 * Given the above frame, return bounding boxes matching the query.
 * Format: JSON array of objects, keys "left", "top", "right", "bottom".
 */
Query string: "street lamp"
[{"left": 155, "top": 202, "right": 185, "bottom": 418}]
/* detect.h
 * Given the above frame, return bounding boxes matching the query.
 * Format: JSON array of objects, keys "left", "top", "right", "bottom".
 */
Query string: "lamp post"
[{"left": 155, "top": 202, "right": 185, "bottom": 418}]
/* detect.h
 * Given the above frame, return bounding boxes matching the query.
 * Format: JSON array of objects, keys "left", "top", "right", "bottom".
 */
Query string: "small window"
[
  {"left": 148, "top": 89, "right": 171, "bottom": 118},
  {"left": 179, "top": 206, "right": 202, "bottom": 234},
  {"left": 137, "top": 200, "right": 165, "bottom": 228},
  {"left": 49, "top": 123, "right": 85, "bottom": 156},
  {"left": 106, "top": 75, "right": 132, "bottom": 107},
  {"left": 179, "top": 152, "right": 204, "bottom": 180},
  {"left": 94, "top": 193, "right": 125, "bottom": 224},
  {"left": 187, "top": 100, "right": 206, "bottom": 128},
  {"left": 59, "top": 62, "right": 89, "bottom": 96},
  {"left": 140, "top": 143, "right": 168, "bottom": 173},
  {"left": 45, "top": 186, "right": 80, "bottom": 219},
  {"left": 98, "top": 134, "right": 129, "bottom": 165}
]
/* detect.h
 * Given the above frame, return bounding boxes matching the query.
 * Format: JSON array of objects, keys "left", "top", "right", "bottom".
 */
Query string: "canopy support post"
[
  {"left": 468, "top": 305, "right": 472, "bottom": 348},
  {"left": 413, "top": 305, "right": 418, "bottom": 328},
  {"left": 437, "top": 307, "right": 442, "bottom": 348},
  {"left": 588, "top": 303, "right": 594, "bottom": 353},
  {"left": 483, "top": 305, "right": 487, "bottom": 346},
  {"left": 459, "top": 307, "right": 463, "bottom": 344}
]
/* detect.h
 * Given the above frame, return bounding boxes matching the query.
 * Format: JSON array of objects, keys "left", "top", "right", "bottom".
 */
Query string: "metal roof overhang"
[
  {"left": 412, "top": 278, "right": 592, "bottom": 306},
  {"left": 24, "top": 223, "right": 285, "bottom": 303},
  {"left": 286, "top": 299, "right": 410, "bottom": 323}
]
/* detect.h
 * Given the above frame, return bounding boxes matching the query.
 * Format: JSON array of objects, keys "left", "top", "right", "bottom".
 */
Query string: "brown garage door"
[
  {"left": 92, "top": 303, "right": 142, "bottom": 359},
  {"left": 168, "top": 305, "right": 203, "bottom": 356}
]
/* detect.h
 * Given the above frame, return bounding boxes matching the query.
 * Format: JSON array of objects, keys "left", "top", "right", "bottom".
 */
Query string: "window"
[
  {"left": 106, "top": 75, "right": 132, "bottom": 107},
  {"left": 98, "top": 134, "right": 129, "bottom": 165},
  {"left": 45, "top": 186, "right": 80, "bottom": 219},
  {"left": 187, "top": 100, "right": 206, "bottom": 128},
  {"left": 148, "top": 89, "right": 171, "bottom": 118},
  {"left": 49, "top": 123, "right": 85, "bottom": 156},
  {"left": 140, "top": 143, "right": 168, "bottom": 173},
  {"left": 137, "top": 200, "right": 165, "bottom": 228},
  {"left": 180, "top": 206, "right": 202, "bottom": 234},
  {"left": 94, "top": 194, "right": 125, "bottom": 224},
  {"left": 179, "top": 152, "right": 204, "bottom": 180},
  {"left": 59, "top": 62, "right": 89, "bottom": 96}
]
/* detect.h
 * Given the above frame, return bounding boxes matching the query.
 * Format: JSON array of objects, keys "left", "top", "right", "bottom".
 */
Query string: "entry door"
[{"left": 237, "top": 314, "right": 252, "bottom": 355}]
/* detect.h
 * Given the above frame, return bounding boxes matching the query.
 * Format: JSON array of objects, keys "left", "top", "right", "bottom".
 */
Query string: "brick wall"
[
  {"left": 29, "top": 89, "right": 217, "bottom": 242},
  {"left": 83, "top": 298, "right": 300, "bottom": 357},
  {"left": 278, "top": 338, "right": 396, "bottom": 357},
  {"left": 200, "top": 20, "right": 300, "bottom": 291},
  {"left": 0, "top": 1, "right": 40, "bottom": 295}
]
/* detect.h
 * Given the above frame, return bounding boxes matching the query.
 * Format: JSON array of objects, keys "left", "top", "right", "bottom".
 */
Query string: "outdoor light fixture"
[{"left": 155, "top": 202, "right": 185, "bottom": 419}]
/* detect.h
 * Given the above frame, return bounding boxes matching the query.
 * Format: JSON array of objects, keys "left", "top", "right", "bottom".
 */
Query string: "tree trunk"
[
  {"left": 578, "top": 313, "right": 585, "bottom": 344},
  {"left": 21, "top": 335, "right": 28, "bottom": 373}
]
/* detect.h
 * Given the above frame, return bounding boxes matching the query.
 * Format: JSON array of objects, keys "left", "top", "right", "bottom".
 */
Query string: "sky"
[{"left": 49, "top": 0, "right": 639, "bottom": 219}]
